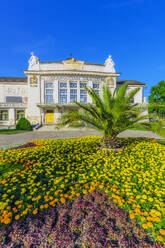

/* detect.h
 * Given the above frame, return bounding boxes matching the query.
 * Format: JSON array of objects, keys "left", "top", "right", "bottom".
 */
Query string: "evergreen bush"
[{"left": 16, "top": 118, "right": 32, "bottom": 131}]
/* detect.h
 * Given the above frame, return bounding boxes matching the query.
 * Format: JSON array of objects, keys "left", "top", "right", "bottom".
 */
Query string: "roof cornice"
[{"left": 23, "top": 70, "right": 120, "bottom": 77}]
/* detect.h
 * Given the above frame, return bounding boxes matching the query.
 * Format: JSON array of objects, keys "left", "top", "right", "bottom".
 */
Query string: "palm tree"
[{"left": 57, "top": 82, "right": 148, "bottom": 149}]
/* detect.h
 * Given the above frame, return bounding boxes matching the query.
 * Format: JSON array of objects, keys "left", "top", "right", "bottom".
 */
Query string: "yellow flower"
[
  {"left": 146, "top": 222, "right": 153, "bottom": 228},
  {"left": 15, "top": 215, "right": 20, "bottom": 220},
  {"left": 130, "top": 214, "right": 135, "bottom": 219},
  {"left": 142, "top": 223, "right": 148, "bottom": 229},
  {"left": 159, "top": 229, "right": 165, "bottom": 236}
]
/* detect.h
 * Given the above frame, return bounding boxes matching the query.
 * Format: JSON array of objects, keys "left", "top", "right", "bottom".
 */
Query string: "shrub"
[{"left": 16, "top": 118, "right": 32, "bottom": 131}]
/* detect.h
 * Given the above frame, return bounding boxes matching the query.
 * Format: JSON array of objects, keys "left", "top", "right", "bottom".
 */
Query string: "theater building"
[{"left": 0, "top": 53, "right": 146, "bottom": 127}]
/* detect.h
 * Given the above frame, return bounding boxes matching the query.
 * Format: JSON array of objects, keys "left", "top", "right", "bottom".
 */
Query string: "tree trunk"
[{"left": 102, "top": 137, "right": 122, "bottom": 149}]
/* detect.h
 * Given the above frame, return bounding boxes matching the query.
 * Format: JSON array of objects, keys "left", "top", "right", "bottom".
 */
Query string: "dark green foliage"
[
  {"left": 16, "top": 117, "right": 32, "bottom": 131},
  {"left": 149, "top": 81, "right": 165, "bottom": 117}
]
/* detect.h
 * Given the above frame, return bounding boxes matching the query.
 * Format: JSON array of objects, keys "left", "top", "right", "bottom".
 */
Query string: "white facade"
[{"left": 0, "top": 53, "right": 146, "bottom": 126}]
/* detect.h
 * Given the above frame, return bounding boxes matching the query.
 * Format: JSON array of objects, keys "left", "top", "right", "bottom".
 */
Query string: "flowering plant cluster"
[
  {"left": 0, "top": 190, "right": 163, "bottom": 247},
  {"left": 0, "top": 136, "right": 164, "bottom": 246}
]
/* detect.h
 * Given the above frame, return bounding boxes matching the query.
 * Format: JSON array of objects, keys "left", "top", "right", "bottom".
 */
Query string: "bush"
[{"left": 16, "top": 117, "right": 32, "bottom": 131}]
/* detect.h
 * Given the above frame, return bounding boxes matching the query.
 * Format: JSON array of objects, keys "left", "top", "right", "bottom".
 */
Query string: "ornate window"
[
  {"left": 16, "top": 110, "right": 25, "bottom": 120},
  {"left": 80, "top": 82, "right": 87, "bottom": 88},
  {"left": 0, "top": 110, "right": 8, "bottom": 120},
  {"left": 45, "top": 83, "right": 54, "bottom": 104},
  {"left": 70, "top": 82, "right": 77, "bottom": 88},
  {"left": 59, "top": 82, "right": 67, "bottom": 103},
  {"left": 30, "top": 75, "right": 38, "bottom": 87}
]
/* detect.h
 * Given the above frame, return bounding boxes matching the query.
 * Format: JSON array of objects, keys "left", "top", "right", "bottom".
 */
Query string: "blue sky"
[{"left": 0, "top": 0, "right": 165, "bottom": 100}]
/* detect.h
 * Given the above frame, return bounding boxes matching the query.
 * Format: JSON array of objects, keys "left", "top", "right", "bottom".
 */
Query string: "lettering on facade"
[{"left": 4, "top": 87, "right": 27, "bottom": 96}]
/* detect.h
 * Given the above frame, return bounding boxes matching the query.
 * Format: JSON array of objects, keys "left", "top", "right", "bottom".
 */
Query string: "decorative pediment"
[{"left": 62, "top": 58, "right": 84, "bottom": 70}]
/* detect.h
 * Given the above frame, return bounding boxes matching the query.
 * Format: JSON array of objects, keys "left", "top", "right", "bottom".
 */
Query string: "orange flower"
[
  {"left": 4, "top": 218, "right": 11, "bottom": 224},
  {"left": 157, "top": 236, "right": 163, "bottom": 242},
  {"left": 60, "top": 198, "right": 66, "bottom": 204},
  {"left": 50, "top": 201, "right": 55, "bottom": 206},
  {"left": 54, "top": 198, "right": 58, "bottom": 202},
  {"left": 83, "top": 190, "right": 88, "bottom": 195},
  {"left": 12, "top": 208, "right": 18, "bottom": 213},
  {"left": 33, "top": 208, "right": 38, "bottom": 215},
  {"left": 40, "top": 205, "right": 44, "bottom": 209},
  {"left": 28, "top": 205, "right": 32, "bottom": 209},
  {"left": 18, "top": 205, "right": 22, "bottom": 209},
  {"left": 44, "top": 204, "right": 49, "bottom": 208}
]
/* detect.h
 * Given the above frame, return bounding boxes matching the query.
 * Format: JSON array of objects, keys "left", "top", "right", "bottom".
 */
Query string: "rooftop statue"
[
  {"left": 28, "top": 52, "right": 40, "bottom": 70},
  {"left": 104, "top": 55, "right": 115, "bottom": 73}
]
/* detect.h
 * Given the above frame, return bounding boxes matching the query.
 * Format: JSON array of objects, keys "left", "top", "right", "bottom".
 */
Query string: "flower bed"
[
  {"left": 0, "top": 190, "right": 163, "bottom": 248},
  {"left": 0, "top": 136, "right": 165, "bottom": 246}
]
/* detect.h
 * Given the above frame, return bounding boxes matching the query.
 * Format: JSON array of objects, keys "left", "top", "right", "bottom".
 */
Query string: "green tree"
[
  {"left": 149, "top": 81, "right": 165, "bottom": 117},
  {"left": 57, "top": 83, "right": 148, "bottom": 149},
  {"left": 16, "top": 117, "right": 32, "bottom": 131}
]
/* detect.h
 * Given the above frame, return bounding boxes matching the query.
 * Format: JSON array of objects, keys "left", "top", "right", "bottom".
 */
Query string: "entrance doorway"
[{"left": 45, "top": 110, "right": 54, "bottom": 123}]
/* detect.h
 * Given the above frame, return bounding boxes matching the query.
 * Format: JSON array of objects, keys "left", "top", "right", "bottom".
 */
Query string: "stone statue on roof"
[
  {"left": 104, "top": 55, "right": 115, "bottom": 73},
  {"left": 28, "top": 52, "right": 40, "bottom": 70}
]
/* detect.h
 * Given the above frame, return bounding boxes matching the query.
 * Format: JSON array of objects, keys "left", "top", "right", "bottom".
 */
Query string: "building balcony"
[{"left": 0, "top": 102, "right": 27, "bottom": 108}]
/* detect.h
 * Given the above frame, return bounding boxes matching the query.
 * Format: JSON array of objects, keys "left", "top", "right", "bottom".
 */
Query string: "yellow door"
[{"left": 45, "top": 111, "right": 54, "bottom": 123}]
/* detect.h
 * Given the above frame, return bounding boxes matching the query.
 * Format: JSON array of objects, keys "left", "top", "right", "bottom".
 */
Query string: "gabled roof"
[{"left": 117, "top": 80, "right": 145, "bottom": 86}]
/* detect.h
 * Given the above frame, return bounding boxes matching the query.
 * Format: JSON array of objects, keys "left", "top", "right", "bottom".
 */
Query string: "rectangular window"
[
  {"left": 6, "top": 96, "right": 22, "bottom": 103},
  {"left": 59, "top": 89, "right": 67, "bottom": 103},
  {"left": 59, "top": 82, "right": 67, "bottom": 103},
  {"left": 70, "top": 89, "right": 77, "bottom": 103},
  {"left": 93, "top": 83, "right": 99, "bottom": 95},
  {"left": 80, "top": 89, "right": 87, "bottom": 103},
  {"left": 59, "top": 82, "right": 67, "bottom": 88},
  {"left": 46, "top": 83, "right": 54, "bottom": 88},
  {"left": 45, "top": 82, "right": 54, "bottom": 103},
  {"left": 0, "top": 110, "right": 8, "bottom": 120},
  {"left": 16, "top": 110, "right": 25, "bottom": 120}
]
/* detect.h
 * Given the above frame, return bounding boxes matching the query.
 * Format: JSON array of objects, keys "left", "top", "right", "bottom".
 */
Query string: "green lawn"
[{"left": 0, "top": 129, "right": 30, "bottom": 134}]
